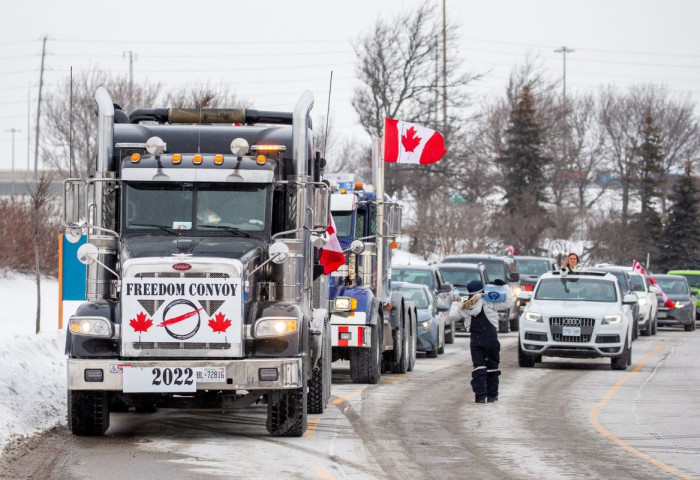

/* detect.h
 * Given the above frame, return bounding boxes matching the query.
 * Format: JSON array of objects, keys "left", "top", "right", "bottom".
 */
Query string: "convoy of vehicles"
[
  {"left": 435, "top": 262, "right": 489, "bottom": 332},
  {"left": 518, "top": 270, "right": 637, "bottom": 370},
  {"left": 392, "top": 282, "right": 446, "bottom": 358}
]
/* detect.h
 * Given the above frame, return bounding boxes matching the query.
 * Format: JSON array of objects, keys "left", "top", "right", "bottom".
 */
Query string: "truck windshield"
[
  {"left": 332, "top": 211, "right": 353, "bottom": 238},
  {"left": 124, "top": 182, "right": 269, "bottom": 233}
]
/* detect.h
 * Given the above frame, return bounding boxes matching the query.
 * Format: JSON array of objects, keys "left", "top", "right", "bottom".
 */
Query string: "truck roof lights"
[
  {"left": 193, "top": 154, "right": 203, "bottom": 165},
  {"left": 354, "top": 182, "right": 364, "bottom": 190},
  {"left": 231, "top": 138, "right": 249, "bottom": 156},
  {"left": 214, "top": 154, "right": 224, "bottom": 165},
  {"left": 172, "top": 154, "right": 182, "bottom": 164},
  {"left": 130, "top": 153, "right": 141, "bottom": 163},
  {"left": 145, "top": 136, "right": 166, "bottom": 155},
  {"left": 256, "top": 155, "right": 267, "bottom": 165},
  {"left": 251, "top": 145, "right": 286, "bottom": 152}
]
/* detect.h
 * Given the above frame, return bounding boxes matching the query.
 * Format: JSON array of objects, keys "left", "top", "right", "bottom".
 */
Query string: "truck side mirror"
[
  {"left": 76, "top": 243, "right": 99, "bottom": 265},
  {"left": 312, "top": 184, "right": 330, "bottom": 230},
  {"left": 349, "top": 240, "right": 365, "bottom": 254},
  {"left": 64, "top": 179, "right": 86, "bottom": 228},
  {"left": 269, "top": 242, "right": 290, "bottom": 264}
]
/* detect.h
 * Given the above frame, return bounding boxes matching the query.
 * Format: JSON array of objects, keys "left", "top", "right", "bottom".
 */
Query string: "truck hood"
[
  {"left": 528, "top": 299, "right": 623, "bottom": 318},
  {"left": 122, "top": 235, "right": 264, "bottom": 262}
]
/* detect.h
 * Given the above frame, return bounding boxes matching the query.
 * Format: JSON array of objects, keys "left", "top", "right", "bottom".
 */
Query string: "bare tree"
[
  {"left": 43, "top": 68, "right": 161, "bottom": 177},
  {"left": 163, "top": 82, "right": 248, "bottom": 109}
]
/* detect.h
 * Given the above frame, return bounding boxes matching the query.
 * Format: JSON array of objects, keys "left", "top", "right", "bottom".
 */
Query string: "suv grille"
[{"left": 549, "top": 317, "right": 595, "bottom": 343}]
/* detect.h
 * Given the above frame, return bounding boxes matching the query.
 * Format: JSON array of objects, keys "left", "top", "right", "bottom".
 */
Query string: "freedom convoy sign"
[{"left": 122, "top": 277, "right": 243, "bottom": 345}]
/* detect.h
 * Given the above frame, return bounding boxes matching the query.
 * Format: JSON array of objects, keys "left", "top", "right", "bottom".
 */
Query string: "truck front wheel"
[
  {"left": 68, "top": 390, "right": 110, "bottom": 436},
  {"left": 266, "top": 387, "right": 307, "bottom": 437},
  {"left": 308, "top": 319, "right": 332, "bottom": 414},
  {"left": 349, "top": 323, "right": 382, "bottom": 384}
]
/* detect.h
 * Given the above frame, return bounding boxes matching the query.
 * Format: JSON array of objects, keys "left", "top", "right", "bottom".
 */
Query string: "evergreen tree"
[
  {"left": 658, "top": 161, "right": 700, "bottom": 270},
  {"left": 637, "top": 109, "right": 664, "bottom": 214},
  {"left": 496, "top": 84, "right": 551, "bottom": 254}
]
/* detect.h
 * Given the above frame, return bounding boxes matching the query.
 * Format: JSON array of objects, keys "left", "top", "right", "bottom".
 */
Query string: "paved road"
[{"left": 2, "top": 327, "right": 698, "bottom": 480}]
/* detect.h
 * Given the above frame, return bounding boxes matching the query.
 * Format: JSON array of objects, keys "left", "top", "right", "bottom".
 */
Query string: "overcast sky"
[{"left": 0, "top": 0, "right": 698, "bottom": 172}]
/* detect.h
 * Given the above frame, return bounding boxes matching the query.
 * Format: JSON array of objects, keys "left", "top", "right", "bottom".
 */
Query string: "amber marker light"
[
  {"left": 172, "top": 154, "right": 182, "bottom": 164},
  {"left": 193, "top": 154, "right": 203, "bottom": 165},
  {"left": 214, "top": 154, "right": 224, "bottom": 165},
  {"left": 390, "top": 241, "right": 398, "bottom": 249},
  {"left": 130, "top": 153, "right": 141, "bottom": 163},
  {"left": 384, "top": 303, "right": 393, "bottom": 311},
  {"left": 354, "top": 182, "right": 364, "bottom": 190},
  {"left": 256, "top": 155, "right": 267, "bottom": 165}
]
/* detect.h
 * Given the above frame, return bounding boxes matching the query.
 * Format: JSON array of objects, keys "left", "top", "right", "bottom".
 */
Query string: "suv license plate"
[{"left": 562, "top": 326, "right": 580, "bottom": 336}]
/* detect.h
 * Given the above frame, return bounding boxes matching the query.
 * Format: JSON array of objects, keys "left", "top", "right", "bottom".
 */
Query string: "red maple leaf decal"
[
  {"left": 208, "top": 312, "right": 232, "bottom": 333},
  {"left": 401, "top": 127, "right": 422, "bottom": 152},
  {"left": 129, "top": 312, "right": 153, "bottom": 333}
]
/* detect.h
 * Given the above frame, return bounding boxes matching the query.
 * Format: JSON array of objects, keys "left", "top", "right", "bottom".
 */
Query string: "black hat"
[{"left": 466, "top": 280, "right": 484, "bottom": 295}]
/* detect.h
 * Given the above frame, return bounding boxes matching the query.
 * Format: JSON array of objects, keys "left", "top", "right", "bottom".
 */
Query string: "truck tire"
[
  {"left": 266, "top": 387, "right": 307, "bottom": 437},
  {"left": 68, "top": 390, "right": 110, "bottom": 436},
  {"left": 518, "top": 341, "right": 535, "bottom": 368},
  {"left": 349, "top": 322, "right": 381, "bottom": 384},
  {"left": 307, "top": 319, "right": 331, "bottom": 414},
  {"left": 392, "top": 305, "right": 410, "bottom": 374},
  {"left": 611, "top": 338, "right": 629, "bottom": 371}
]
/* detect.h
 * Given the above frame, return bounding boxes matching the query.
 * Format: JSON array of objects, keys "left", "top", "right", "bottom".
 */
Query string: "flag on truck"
[
  {"left": 383, "top": 118, "right": 446, "bottom": 164},
  {"left": 632, "top": 259, "right": 675, "bottom": 308},
  {"left": 320, "top": 214, "right": 345, "bottom": 274}
]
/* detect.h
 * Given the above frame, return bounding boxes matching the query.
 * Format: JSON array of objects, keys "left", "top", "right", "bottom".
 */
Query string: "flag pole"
[{"left": 373, "top": 136, "right": 385, "bottom": 301}]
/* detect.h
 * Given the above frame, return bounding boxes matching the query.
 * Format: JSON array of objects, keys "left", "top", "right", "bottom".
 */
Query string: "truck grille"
[
  {"left": 133, "top": 342, "right": 232, "bottom": 350},
  {"left": 134, "top": 271, "right": 229, "bottom": 317}
]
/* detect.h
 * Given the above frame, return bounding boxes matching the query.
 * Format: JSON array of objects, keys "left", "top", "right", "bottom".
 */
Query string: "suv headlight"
[
  {"left": 420, "top": 319, "right": 433, "bottom": 330},
  {"left": 255, "top": 317, "right": 298, "bottom": 337},
  {"left": 602, "top": 314, "right": 621, "bottom": 325},
  {"left": 638, "top": 298, "right": 647, "bottom": 306},
  {"left": 69, "top": 317, "right": 114, "bottom": 338},
  {"left": 524, "top": 311, "right": 542, "bottom": 323}
]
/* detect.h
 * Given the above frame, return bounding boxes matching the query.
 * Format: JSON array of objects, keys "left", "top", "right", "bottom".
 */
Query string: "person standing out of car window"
[
  {"left": 561, "top": 253, "right": 584, "bottom": 277},
  {"left": 448, "top": 279, "right": 514, "bottom": 403}
]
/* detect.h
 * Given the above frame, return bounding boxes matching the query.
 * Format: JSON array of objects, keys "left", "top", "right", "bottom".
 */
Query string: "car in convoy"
[
  {"left": 441, "top": 254, "right": 521, "bottom": 332},
  {"left": 513, "top": 255, "right": 557, "bottom": 315},
  {"left": 435, "top": 262, "right": 489, "bottom": 333},
  {"left": 652, "top": 274, "right": 697, "bottom": 331},
  {"left": 667, "top": 270, "right": 700, "bottom": 320},
  {"left": 392, "top": 282, "right": 446, "bottom": 358},
  {"left": 518, "top": 270, "right": 637, "bottom": 370},
  {"left": 629, "top": 271, "right": 659, "bottom": 336},
  {"left": 391, "top": 264, "right": 456, "bottom": 343},
  {"left": 590, "top": 266, "right": 641, "bottom": 340}
]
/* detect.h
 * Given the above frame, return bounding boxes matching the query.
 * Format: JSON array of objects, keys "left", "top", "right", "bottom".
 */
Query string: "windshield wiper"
[
  {"left": 130, "top": 223, "right": 181, "bottom": 236},
  {"left": 199, "top": 225, "right": 251, "bottom": 237}
]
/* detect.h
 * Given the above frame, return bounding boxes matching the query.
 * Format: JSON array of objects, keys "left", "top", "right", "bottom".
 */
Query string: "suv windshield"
[
  {"left": 655, "top": 278, "right": 688, "bottom": 295},
  {"left": 124, "top": 182, "right": 268, "bottom": 233},
  {"left": 392, "top": 269, "right": 434, "bottom": 289},
  {"left": 399, "top": 287, "right": 431, "bottom": 309},
  {"left": 440, "top": 268, "right": 482, "bottom": 288},
  {"left": 535, "top": 278, "right": 617, "bottom": 302},
  {"left": 517, "top": 259, "right": 551, "bottom": 276},
  {"left": 629, "top": 274, "right": 645, "bottom": 292}
]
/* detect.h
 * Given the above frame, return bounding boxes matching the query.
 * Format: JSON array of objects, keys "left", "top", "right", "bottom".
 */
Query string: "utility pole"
[
  {"left": 123, "top": 50, "right": 137, "bottom": 96},
  {"left": 6, "top": 128, "right": 20, "bottom": 171},
  {"left": 441, "top": 0, "right": 447, "bottom": 136},
  {"left": 27, "top": 82, "right": 31, "bottom": 171},
  {"left": 553, "top": 46, "right": 575, "bottom": 103},
  {"left": 34, "top": 35, "right": 48, "bottom": 176}
]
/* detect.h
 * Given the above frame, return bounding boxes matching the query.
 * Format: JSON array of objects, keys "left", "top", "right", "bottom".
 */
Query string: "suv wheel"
[{"left": 518, "top": 340, "right": 535, "bottom": 368}]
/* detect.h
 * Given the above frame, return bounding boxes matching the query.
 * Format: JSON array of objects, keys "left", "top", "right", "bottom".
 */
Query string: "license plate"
[
  {"left": 562, "top": 326, "right": 581, "bottom": 336},
  {"left": 657, "top": 311, "right": 667, "bottom": 319},
  {"left": 123, "top": 366, "right": 226, "bottom": 393}
]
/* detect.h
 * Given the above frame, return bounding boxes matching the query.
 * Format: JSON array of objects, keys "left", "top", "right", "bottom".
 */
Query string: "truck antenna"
[
  {"left": 69, "top": 66, "right": 73, "bottom": 178},
  {"left": 323, "top": 71, "right": 333, "bottom": 160}
]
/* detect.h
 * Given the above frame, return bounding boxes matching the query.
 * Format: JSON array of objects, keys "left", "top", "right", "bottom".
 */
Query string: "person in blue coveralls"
[{"left": 449, "top": 279, "right": 514, "bottom": 403}]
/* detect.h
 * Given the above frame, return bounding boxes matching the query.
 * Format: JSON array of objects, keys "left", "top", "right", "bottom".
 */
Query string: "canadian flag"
[
  {"left": 320, "top": 214, "right": 345, "bottom": 274},
  {"left": 507, "top": 245, "right": 516, "bottom": 257},
  {"left": 383, "top": 118, "right": 446, "bottom": 164},
  {"left": 632, "top": 259, "right": 675, "bottom": 309}
]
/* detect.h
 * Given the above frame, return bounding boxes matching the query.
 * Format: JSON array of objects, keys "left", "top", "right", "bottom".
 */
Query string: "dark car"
[
  {"left": 435, "top": 262, "right": 489, "bottom": 333},
  {"left": 441, "top": 254, "right": 520, "bottom": 332},
  {"left": 652, "top": 274, "right": 697, "bottom": 332},
  {"left": 513, "top": 256, "right": 557, "bottom": 316},
  {"left": 392, "top": 282, "right": 446, "bottom": 357},
  {"left": 590, "top": 266, "right": 642, "bottom": 340},
  {"left": 391, "top": 264, "right": 456, "bottom": 343}
]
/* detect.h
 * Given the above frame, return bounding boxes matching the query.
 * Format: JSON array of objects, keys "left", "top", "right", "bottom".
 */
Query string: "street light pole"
[
  {"left": 554, "top": 46, "right": 575, "bottom": 102},
  {"left": 5, "top": 128, "right": 20, "bottom": 171}
]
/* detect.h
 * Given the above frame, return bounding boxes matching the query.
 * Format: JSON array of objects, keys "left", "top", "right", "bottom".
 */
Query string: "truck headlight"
[
  {"left": 524, "top": 311, "right": 542, "bottom": 323},
  {"left": 255, "top": 317, "right": 298, "bottom": 337},
  {"left": 602, "top": 314, "right": 621, "bottom": 324},
  {"left": 333, "top": 297, "right": 356, "bottom": 312},
  {"left": 69, "top": 317, "right": 114, "bottom": 338}
]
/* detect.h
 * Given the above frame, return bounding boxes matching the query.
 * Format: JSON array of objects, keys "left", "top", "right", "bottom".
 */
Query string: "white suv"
[
  {"left": 629, "top": 272, "right": 659, "bottom": 336},
  {"left": 518, "top": 271, "right": 637, "bottom": 370}
]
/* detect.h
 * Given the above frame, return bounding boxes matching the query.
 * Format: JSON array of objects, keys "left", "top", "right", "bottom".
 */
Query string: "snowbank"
[{"left": 0, "top": 275, "right": 65, "bottom": 453}]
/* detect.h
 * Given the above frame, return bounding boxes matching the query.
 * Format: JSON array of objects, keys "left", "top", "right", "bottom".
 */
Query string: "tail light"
[{"left": 524, "top": 284, "right": 534, "bottom": 292}]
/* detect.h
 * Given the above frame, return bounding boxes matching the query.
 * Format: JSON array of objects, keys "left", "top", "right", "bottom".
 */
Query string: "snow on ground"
[{"left": 0, "top": 274, "right": 65, "bottom": 454}]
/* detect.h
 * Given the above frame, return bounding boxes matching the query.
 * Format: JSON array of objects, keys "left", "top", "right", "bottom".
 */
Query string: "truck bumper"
[
  {"left": 67, "top": 357, "right": 303, "bottom": 391},
  {"left": 331, "top": 324, "right": 370, "bottom": 347}
]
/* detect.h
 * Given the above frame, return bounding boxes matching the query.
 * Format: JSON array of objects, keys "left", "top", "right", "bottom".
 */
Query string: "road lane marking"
[
  {"left": 590, "top": 339, "right": 696, "bottom": 480},
  {"left": 330, "top": 390, "right": 361, "bottom": 405},
  {"left": 315, "top": 468, "right": 334, "bottom": 480},
  {"left": 379, "top": 375, "right": 408, "bottom": 384},
  {"left": 435, "top": 362, "right": 452, "bottom": 370},
  {"left": 303, "top": 417, "right": 319, "bottom": 439}
]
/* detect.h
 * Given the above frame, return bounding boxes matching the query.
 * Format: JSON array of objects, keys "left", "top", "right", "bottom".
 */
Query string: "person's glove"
[{"left": 492, "top": 279, "right": 506, "bottom": 286}]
